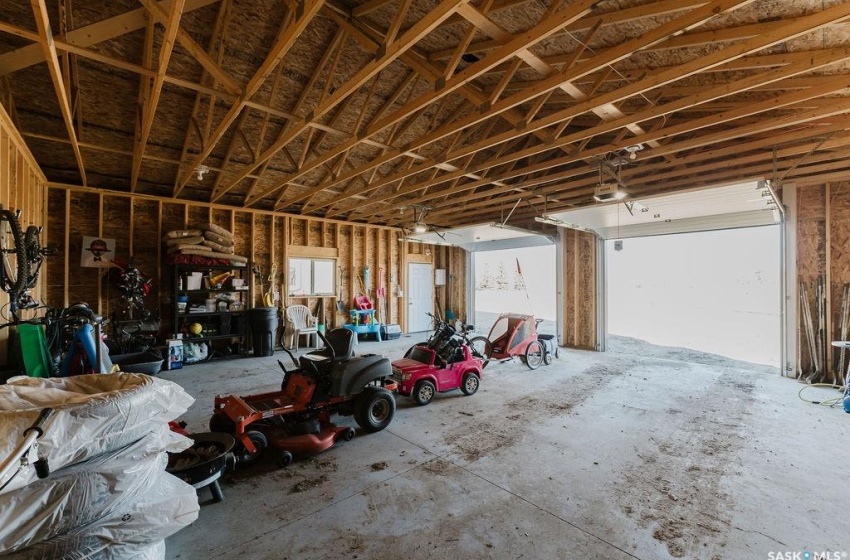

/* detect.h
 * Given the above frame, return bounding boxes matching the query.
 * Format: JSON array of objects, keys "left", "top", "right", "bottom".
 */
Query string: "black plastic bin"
[{"left": 249, "top": 307, "right": 278, "bottom": 357}]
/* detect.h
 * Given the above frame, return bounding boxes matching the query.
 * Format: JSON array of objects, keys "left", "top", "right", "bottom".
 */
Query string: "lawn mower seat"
[{"left": 308, "top": 328, "right": 355, "bottom": 363}]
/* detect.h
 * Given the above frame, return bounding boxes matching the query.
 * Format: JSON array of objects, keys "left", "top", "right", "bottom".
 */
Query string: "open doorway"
[
  {"left": 606, "top": 226, "right": 781, "bottom": 366},
  {"left": 473, "top": 246, "right": 557, "bottom": 337}
]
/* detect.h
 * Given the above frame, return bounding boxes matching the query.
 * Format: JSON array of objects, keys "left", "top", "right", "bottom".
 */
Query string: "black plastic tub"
[{"left": 110, "top": 350, "right": 164, "bottom": 375}]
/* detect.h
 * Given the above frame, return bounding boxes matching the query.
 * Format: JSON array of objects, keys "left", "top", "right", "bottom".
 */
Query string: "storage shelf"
[
  {"left": 172, "top": 263, "right": 252, "bottom": 360},
  {"left": 182, "top": 334, "right": 244, "bottom": 341},
  {"left": 177, "top": 288, "right": 250, "bottom": 294},
  {"left": 179, "top": 311, "right": 246, "bottom": 317}
]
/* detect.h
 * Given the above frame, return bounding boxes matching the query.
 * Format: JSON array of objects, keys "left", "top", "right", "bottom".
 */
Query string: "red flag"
[{"left": 516, "top": 258, "right": 522, "bottom": 276}]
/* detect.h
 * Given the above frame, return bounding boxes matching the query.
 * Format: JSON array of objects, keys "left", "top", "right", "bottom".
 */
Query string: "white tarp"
[
  {"left": 0, "top": 427, "right": 190, "bottom": 554},
  {"left": 0, "top": 374, "right": 193, "bottom": 493},
  {"left": 3, "top": 472, "right": 198, "bottom": 560}
]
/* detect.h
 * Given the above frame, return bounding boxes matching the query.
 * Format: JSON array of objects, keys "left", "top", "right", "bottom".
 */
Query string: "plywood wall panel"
[
  {"left": 796, "top": 185, "right": 826, "bottom": 375},
  {"left": 67, "top": 191, "right": 100, "bottom": 310},
  {"left": 42, "top": 186, "right": 462, "bottom": 339},
  {"left": 45, "top": 189, "right": 65, "bottom": 307},
  {"left": 562, "top": 228, "right": 597, "bottom": 350},
  {"left": 0, "top": 100, "right": 47, "bottom": 362}
]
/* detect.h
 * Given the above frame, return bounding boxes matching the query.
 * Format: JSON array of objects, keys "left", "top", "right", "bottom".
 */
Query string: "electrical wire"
[{"left": 797, "top": 383, "right": 848, "bottom": 407}]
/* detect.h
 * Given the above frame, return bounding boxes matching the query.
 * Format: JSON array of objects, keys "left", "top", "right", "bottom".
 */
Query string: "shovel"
[{"left": 336, "top": 268, "right": 345, "bottom": 313}]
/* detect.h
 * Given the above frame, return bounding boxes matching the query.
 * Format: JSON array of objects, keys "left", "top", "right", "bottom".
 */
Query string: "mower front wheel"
[
  {"left": 276, "top": 450, "right": 293, "bottom": 468},
  {"left": 355, "top": 387, "right": 396, "bottom": 432},
  {"left": 413, "top": 380, "right": 436, "bottom": 406},
  {"left": 237, "top": 430, "right": 268, "bottom": 466},
  {"left": 461, "top": 373, "right": 479, "bottom": 396}
]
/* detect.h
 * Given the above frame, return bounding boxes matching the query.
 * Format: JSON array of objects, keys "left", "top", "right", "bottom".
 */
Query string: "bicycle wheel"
[
  {"left": 24, "top": 225, "right": 42, "bottom": 289},
  {"left": 0, "top": 208, "right": 27, "bottom": 295},
  {"left": 469, "top": 336, "right": 492, "bottom": 368}
]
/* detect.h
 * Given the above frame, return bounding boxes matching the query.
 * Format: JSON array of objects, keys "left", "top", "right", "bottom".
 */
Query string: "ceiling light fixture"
[
  {"left": 593, "top": 182, "right": 627, "bottom": 202},
  {"left": 624, "top": 144, "right": 644, "bottom": 160},
  {"left": 194, "top": 164, "right": 210, "bottom": 180},
  {"left": 412, "top": 223, "right": 429, "bottom": 234}
]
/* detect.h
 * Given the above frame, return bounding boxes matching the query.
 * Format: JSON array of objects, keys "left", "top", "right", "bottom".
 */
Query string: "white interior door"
[{"left": 408, "top": 263, "right": 433, "bottom": 332}]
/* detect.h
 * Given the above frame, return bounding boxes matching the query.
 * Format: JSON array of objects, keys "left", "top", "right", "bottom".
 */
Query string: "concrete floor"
[{"left": 161, "top": 335, "right": 850, "bottom": 560}]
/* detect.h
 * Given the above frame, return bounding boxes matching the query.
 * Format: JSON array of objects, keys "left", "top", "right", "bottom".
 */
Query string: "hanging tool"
[
  {"left": 835, "top": 284, "right": 850, "bottom": 383},
  {"left": 337, "top": 268, "right": 345, "bottom": 313},
  {"left": 377, "top": 267, "right": 387, "bottom": 326},
  {"left": 801, "top": 282, "right": 818, "bottom": 380}
]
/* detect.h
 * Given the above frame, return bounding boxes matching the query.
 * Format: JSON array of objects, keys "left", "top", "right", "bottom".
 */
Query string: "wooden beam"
[
  {"left": 327, "top": 3, "right": 850, "bottom": 217},
  {"left": 0, "top": 0, "right": 221, "bottom": 76},
  {"left": 172, "top": 0, "right": 232, "bottom": 194},
  {"left": 294, "top": 0, "right": 754, "bottom": 215},
  {"left": 359, "top": 89, "right": 850, "bottom": 220},
  {"left": 30, "top": 0, "right": 86, "bottom": 185},
  {"left": 173, "top": 0, "right": 325, "bottom": 197},
  {"left": 131, "top": 0, "right": 186, "bottom": 192},
  {"left": 228, "top": 0, "right": 472, "bottom": 207},
  {"left": 261, "top": 0, "right": 599, "bottom": 209}
]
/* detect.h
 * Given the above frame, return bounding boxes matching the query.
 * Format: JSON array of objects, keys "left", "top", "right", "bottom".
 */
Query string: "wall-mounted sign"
[{"left": 81, "top": 236, "right": 115, "bottom": 268}]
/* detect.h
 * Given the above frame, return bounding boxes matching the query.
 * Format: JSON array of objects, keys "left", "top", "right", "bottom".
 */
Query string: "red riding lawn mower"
[{"left": 210, "top": 328, "right": 397, "bottom": 468}]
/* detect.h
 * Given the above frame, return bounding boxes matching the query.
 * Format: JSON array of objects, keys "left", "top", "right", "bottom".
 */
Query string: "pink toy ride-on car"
[{"left": 391, "top": 320, "right": 483, "bottom": 405}]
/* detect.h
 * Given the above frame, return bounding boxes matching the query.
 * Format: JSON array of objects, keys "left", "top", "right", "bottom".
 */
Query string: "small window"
[{"left": 289, "top": 258, "right": 336, "bottom": 296}]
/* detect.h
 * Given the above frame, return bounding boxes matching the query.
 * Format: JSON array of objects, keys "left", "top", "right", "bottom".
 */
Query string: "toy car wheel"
[
  {"left": 543, "top": 353, "right": 553, "bottom": 366},
  {"left": 413, "top": 380, "right": 436, "bottom": 406},
  {"left": 461, "top": 373, "right": 479, "bottom": 396},
  {"left": 237, "top": 430, "right": 267, "bottom": 466},
  {"left": 469, "top": 337, "right": 492, "bottom": 369},
  {"left": 525, "top": 341, "right": 544, "bottom": 370},
  {"left": 343, "top": 427, "right": 356, "bottom": 441},
  {"left": 276, "top": 450, "right": 293, "bottom": 468},
  {"left": 209, "top": 412, "right": 235, "bottom": 434},
  {"left": 355, "top": 387, "right": 396, "bottom": 432}
]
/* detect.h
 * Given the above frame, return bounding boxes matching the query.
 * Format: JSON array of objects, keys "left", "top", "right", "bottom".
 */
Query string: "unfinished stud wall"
[
  {"left": 44, "top": 185, "right": 467, "bottom": 337},
  {"left": 562, "top": 228, "right": 597, "bottom": 350},
  {"left": 795, "top": 182, "right": 850, "bottom": 385},
  {"left": 0, "top": 103, "right": 46, "bottom": 363}
]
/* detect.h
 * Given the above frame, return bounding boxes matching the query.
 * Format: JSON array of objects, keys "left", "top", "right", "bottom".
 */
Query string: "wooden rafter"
[
  {"left": 172, "top": 0, "right": 232, "bottom": 193},
  {"left": 377, "top": 94, "right": 850, "bottom": 221},
  {"left": 294, "top": 0, "right": 753, "bottom": 215},
  {"left": 131, "top": 0, "right": 186, "bottom": 192},
  {"left": 173, "top": 0, "right": 325, "bottom": 197},
  {"left": 30, "top": 0, "right": 86, "bottom": 185},
  {"left": 267, "top": 0, "right": 599, "bottom": 210},
  {"left": 223, "top": 0, "right": 470, "bottom": 207},
  {"left": 325, "top": 2, "right": 850, "bottom": 218}
]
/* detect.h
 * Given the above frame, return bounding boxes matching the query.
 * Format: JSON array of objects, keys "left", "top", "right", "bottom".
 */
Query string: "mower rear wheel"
[
  {"left": 355, "top": 387, "right": 396, "bottom": 432},
  {"left": 413, "top": 380, "right": 436, "bottom": 406},
  {"left": 343, "top": 427, "right": 356, "bottom": 441},
  {"left": 543, "top": 353, "right": 553, "bottom": 366},
  {"left": 209, "top": 412, "right": 235, "bottom": 434},
  {"left": 276, "top": 450, "right": 293, "bottom": 468},
  {"left": 237, "top": 430, "right": 268, "bottom": 466},
  {"left": 525, "top": 341, "right": 544, "bottom": 370},
  {"left": 461, "top": 373, "right": 479, "bottom": 396},
  {"left": 469, "top": 337, "right": 492, "bottom": 369}
]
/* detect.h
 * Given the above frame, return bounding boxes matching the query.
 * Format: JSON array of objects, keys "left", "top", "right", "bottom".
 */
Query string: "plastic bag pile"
[{"left": 0, "top": 373, "right": 198, "bottom": 559}]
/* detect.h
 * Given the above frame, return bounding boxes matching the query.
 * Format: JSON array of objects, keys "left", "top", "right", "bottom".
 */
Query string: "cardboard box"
[{"left": 166, "top": 339, "right": 184, "bottom": 370}]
